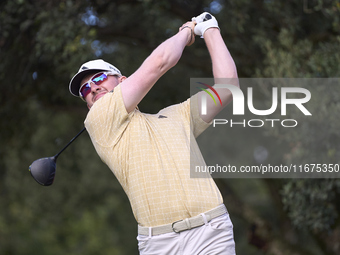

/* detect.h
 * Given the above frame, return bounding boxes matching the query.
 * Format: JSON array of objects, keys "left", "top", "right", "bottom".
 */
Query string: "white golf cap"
[{"left": 69, "top": 59, "right": 122, "bottom": 97}]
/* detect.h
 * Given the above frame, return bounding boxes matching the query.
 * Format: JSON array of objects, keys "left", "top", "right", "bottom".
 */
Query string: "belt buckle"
[{"left": 171, "top": 219, "right": 183, "bottom": 233}]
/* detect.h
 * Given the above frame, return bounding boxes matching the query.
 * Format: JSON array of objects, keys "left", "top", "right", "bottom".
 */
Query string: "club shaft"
[{"left": 54, "top": 127, "right": 86, "bottom": 159}]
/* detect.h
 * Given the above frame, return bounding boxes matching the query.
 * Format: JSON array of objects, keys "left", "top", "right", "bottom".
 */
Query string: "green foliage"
[{"left": 282, "top": 179, "right": 340, "bottom": 232}]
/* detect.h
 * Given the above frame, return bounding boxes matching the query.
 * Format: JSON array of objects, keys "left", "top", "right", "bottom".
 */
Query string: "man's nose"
[{"left": 90, "top": 82, "right": 101, "bottom": 93}]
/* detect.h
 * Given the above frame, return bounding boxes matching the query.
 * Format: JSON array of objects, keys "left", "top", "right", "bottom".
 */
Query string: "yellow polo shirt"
[{"left": 84, "top": 84, "right": 223, "bottom": 227}]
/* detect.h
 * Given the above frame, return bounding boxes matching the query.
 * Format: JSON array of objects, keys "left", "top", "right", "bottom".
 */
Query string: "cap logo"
[
  {"left": 109, "top": 66, "right": 120, "bottom": 74},
  {"left": 81, "top": 66, "right": 89, "bottom": 70}
]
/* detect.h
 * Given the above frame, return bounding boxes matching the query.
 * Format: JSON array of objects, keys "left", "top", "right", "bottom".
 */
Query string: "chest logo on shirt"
[{"left": 158, "top": 115, "right": 167, "bottom": 119}]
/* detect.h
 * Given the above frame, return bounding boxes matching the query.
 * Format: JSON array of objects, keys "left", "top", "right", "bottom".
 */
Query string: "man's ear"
[{"left": 118, "top": 76, "right": 127, "bottom": 83}]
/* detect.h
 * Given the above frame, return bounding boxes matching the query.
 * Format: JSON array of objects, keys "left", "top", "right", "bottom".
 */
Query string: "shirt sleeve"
[
  {"left": 84, "top": 84, "right": 134, "bottom": 147},
  {"left": 178, "top": 94, "right": 212, "bottom": 138}
]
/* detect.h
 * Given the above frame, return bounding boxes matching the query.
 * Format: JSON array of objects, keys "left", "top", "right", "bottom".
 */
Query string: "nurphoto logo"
[{"left": 199, "top": 83, "right": 312, "bottom": 128}]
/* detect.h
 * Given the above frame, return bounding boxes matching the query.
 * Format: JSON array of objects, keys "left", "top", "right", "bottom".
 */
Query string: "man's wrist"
[
  {"left": 180, "top": 26, "right": 194, "bottom": 46},
  {"left": 179, "top": 21, "right": 196, "bottom": 46},
  {"left": 202, "top": 27, "right": 220, "bottom": 36}
]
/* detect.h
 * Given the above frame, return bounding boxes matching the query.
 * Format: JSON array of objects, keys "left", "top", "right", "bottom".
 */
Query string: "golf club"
[{"left": 29, "top": 127, "right": 86, "bottom": 186}]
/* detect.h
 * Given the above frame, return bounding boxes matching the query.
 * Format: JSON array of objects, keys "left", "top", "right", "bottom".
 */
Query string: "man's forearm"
[
  {"left": 144, "top": 26, "right": 193, "bottom": 75},
  {"left": 203, "top": 28, "right": 238, "bottom": 79},
  {"left": 198, "top": 27, "right": 239, "bottom": 123}
]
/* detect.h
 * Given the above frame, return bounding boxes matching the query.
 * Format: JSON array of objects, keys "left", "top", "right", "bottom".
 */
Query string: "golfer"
[{"left": 69, "top": 12, "right": 238, "bottom": 255}]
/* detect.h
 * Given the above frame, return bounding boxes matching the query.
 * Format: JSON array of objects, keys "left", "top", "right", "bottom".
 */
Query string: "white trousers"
[{"left": 137, "top": 213, "right": 236, "bottom": 255}]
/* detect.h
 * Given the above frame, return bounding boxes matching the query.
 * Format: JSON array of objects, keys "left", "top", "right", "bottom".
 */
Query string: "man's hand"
[
  {"left": 179, "top": 21, "right": 196, "bottom": 46},
  {"left": 192, "top": 12, "right": 219, "bottom": 38}
]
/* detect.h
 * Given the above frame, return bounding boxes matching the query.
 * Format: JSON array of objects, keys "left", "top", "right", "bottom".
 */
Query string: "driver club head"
[
  {"left": 28, "top": 127, "right": 86, "bottom": 186},
  {"left": 29, "top": 156, "right": 57, "bottom": 186}
]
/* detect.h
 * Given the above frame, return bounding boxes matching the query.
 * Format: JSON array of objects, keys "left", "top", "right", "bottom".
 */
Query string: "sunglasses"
[{"left": 79, "top": 72, "right": 113, "bottom": 101}]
